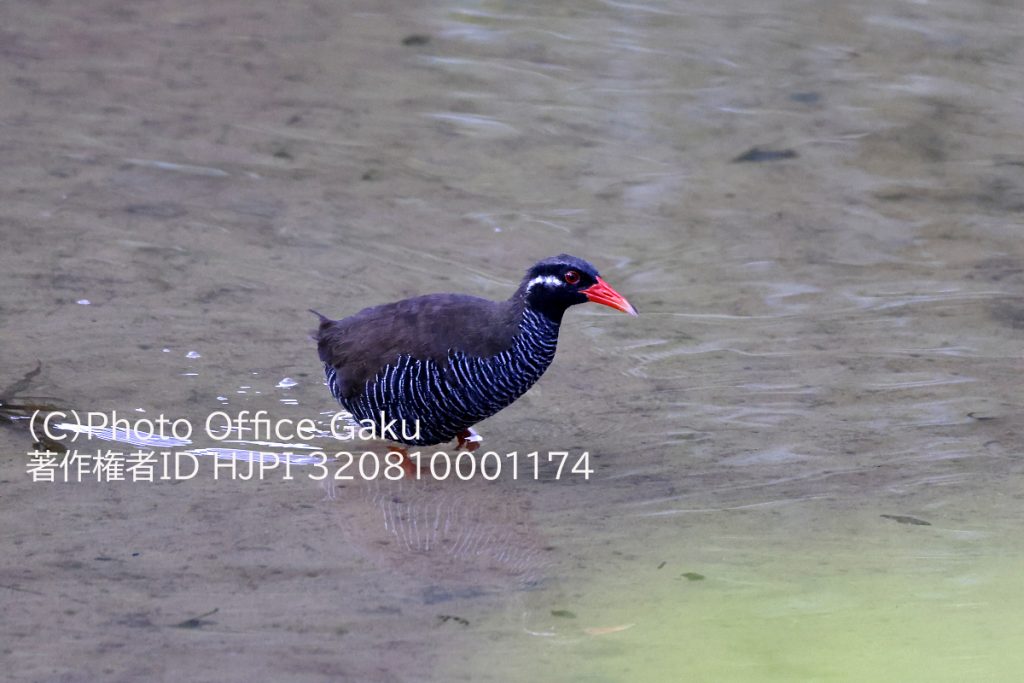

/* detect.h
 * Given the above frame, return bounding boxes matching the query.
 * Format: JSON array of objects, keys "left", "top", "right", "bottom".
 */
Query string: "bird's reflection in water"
[
  {"left": 327, "top": 471, "right": 550, "bottom": 605},
  {"left": 326, "top": 470, "right": 630, "bottom": 643}
]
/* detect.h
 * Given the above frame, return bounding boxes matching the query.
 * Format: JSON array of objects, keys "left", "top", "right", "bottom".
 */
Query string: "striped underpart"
[{"left": 324, "top": 308, "right": 560, "bottom": 446}]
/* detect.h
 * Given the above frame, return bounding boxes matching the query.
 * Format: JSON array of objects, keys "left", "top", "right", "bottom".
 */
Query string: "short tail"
[{"left": 308, "top": 309, "right": 331, "bottom": 342}]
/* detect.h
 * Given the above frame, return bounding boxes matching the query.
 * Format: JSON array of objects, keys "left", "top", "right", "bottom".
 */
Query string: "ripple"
[{"left": 423, "top": 112, "right": 521, "bottom": 138}]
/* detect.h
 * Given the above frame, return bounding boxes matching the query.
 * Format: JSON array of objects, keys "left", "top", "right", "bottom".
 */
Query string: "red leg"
[
  {"left": 456, "top": 427, "right": 482, "bottom": 453},
  {"left": 387, "top": 446, "right": 419, "bottom": 478}
]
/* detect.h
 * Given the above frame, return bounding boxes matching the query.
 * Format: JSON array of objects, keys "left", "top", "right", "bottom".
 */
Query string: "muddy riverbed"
[{"left": 2, "top": 0, "right": 1023, "bottom": 681}]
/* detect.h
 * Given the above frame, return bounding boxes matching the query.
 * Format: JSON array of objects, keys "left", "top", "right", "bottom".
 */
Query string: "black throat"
[{"left": 511, "top": 280, "right": 570, "bottom": 326}]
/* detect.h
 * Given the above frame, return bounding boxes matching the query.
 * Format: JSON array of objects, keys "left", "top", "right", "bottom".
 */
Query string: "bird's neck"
[
  {"left": 503, "top": 290, "right": 562, "bottom": 368},
  {"left": 518, "top": 304, "right": 561, "bottom": 341},
  {"left": 501, "top": 301, "right": 561, "bottom": 377}
]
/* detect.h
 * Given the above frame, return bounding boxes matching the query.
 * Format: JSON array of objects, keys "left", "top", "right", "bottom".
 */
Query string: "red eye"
[{"left": 564, "top": 270, "right": 580, "bottom": 285}]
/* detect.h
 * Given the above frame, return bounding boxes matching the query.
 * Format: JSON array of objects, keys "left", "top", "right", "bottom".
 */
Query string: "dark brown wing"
[{"left": 315, "top": 293, "right": 519, "bottom": 400}]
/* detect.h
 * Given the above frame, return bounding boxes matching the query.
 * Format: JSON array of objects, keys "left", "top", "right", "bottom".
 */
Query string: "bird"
[{"left": 312, "top": 254, "right": 636, "bottom": 453}]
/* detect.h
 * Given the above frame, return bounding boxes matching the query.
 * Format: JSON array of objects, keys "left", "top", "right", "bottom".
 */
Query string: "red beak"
[{"left": 582, "top": 276, "right": 638, "bottom": 316}]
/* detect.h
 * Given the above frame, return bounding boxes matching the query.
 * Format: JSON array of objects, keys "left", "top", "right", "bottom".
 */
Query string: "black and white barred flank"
[{"left": 324, "top": 308, "right": 561, "bottom": 446}]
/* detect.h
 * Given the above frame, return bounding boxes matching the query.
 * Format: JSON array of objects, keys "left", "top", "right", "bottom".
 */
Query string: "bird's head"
[{"left": 519, "top": 254, "right": 638, "bottom": 322}]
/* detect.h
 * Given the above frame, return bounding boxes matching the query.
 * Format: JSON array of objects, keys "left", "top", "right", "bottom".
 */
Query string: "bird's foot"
[
  {"left": 455, "top": 427, "right": 483, "bottom": 453},
  {"left": 388, "top": 446, "right": 419, "bottom": 478}
]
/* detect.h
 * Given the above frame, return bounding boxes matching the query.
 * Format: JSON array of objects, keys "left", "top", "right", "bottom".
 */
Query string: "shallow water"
[{"left": 2, "top": 0, "right": 1023, "bottom": 680}]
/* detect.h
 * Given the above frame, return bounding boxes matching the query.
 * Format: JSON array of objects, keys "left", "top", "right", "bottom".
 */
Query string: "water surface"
[{"left": 2, "top": 0, "right": 1023, "bottom": 680}]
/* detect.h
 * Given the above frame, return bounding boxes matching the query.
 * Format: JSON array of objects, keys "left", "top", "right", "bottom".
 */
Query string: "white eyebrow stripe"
[{"left": 525, "top": 275, "right": 562, "bottom": 292}]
